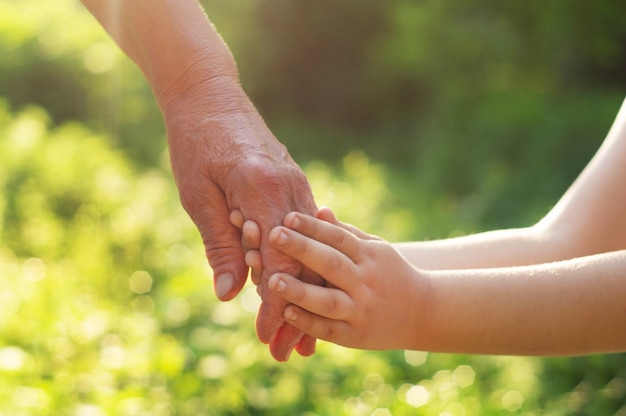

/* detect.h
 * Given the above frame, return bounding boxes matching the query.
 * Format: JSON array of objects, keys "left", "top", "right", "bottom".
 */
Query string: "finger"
[
  {"left": 293, "top": 269, "right": 321, "bottom": 357},
  {"left": 269, "top": 226, "right": 358, "bottom": 292},
  {"left": 229, "top": 209, "right": 245, "bottom": 230},
  {"left": 269, "top": 323, "right": 304, "bottom": 362},
  {"left": 182, "top": 183, "right": 248, "bottom": 301},
  {"left": 230, "top": 162, "right": 317, "bottom": 358},
  {"left": 231, "top": 215, "right": 263, "bottom": 284},
  {"left": 242, "top": 220, "right": 261, "bottom": 252},
  {"left": 255, "top": 294, "right": 288, "bottom": 346},
  {"left": 294, "top": 334, "right": 316, "bottom": 357},
  {"left": 283, "top": 212, "right": 363, "bottom": 261},
  {"left": 315, "top": 206, "right": 337, "bottom": 224},
  {"left": 284, "top": 304, "right": 351, "bottom": 345},
  {"left": 254, "top": 244, "right": 299, "bottom": 346},
  {"left": 245, "top": 250, "right": 262, "bottom": 285},
  {"left": 269, "top": 273, "right": 353, "bottom": 320}
]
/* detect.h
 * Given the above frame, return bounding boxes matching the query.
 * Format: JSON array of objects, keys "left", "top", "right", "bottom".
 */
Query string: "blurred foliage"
[
  {"left": 0, "top": 0, "right": 164, "bottom": 166},
  {"left": 2, "top": 0, "right": 626, "bottom": 415},
  {"left": 224, "top": 0, "right": 626, "bottom": 231}
]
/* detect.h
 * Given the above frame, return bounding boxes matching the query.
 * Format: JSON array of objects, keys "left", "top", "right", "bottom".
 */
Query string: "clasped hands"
[
  {"left": 165, "top": 86, "right": 424, "bottom": 361},
  {"left": 231, "top": 207, "right": 428, "bottom": 354}
]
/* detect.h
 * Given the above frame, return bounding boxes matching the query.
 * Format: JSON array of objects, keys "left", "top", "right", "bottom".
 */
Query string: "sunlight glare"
[{"left": 501, "top": 390, "right": 524, "bottom": 412}]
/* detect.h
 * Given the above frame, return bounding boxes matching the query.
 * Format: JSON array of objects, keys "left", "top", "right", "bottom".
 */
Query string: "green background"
[{"left": 1, "top": 0, "right": 625, "bottom": 414}]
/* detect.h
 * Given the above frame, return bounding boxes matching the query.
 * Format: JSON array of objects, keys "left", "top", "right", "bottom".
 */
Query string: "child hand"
[{"left": 267, "top": 208, "right": 430, "bottom": 350}]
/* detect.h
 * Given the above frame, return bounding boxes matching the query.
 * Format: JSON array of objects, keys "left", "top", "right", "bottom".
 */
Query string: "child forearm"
[
  {"left": 394, "top": 225, "right": 558, "bottom": 270},
  {"left": 415, "top": 250, "right": 626, "bottom": 356},
  {"left": 397, "top": 98, "right": 626, "bottom": 271}
]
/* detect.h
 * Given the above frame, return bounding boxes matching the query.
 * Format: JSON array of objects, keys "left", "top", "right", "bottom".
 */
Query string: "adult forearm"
[
  {"left": 416, "top": 250, "right": 626, "bottom": 356},
  {"left": 80, "top": 0, "right": 245, "bottom": 114}
]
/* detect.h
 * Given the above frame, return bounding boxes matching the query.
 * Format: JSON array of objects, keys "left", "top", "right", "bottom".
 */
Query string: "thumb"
[{"left": 182, "top": 183, "right": 248, "bottom": 301}]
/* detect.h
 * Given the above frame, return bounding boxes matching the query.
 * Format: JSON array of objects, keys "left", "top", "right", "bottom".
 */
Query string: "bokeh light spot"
[
  {"left": 404, "top": 350, "right": 428, "bottom": 366},
  {"left": 453, "top": 365, "right": 476, "bottom": 388},
  {"left": 129, "top": 271, "right": 152, "bottom": 294},
  {"left": 405, "top": 385, "right": 429, "bottom": 408},
  {"left": 501, "top": 390, "right": 524, "bottom": 412}
]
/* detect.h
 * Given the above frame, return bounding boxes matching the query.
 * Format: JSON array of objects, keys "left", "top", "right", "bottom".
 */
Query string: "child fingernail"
[
  {"left": 269, "top": 274, "right": 287, "bottom": 293},
  {"left": 272, "top": 229, "right": 288, "bottom": 246},
  {"left": 285, "top": 212, "right": 300, "bottom": 228}
]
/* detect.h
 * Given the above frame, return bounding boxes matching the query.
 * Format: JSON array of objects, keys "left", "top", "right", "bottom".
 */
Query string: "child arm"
[
  {"left": 397, "top": 97, "right": 626, "bottom": 270},
  {"left": 270, "top": 212, "right": 626, "bottom": 355}
]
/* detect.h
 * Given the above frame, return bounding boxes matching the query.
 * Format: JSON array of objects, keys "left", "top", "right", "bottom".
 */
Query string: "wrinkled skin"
[
  {"left": 165, "top": 96, "right": 321, "bottom": 361},
  {"left": 78, "top": 0, "right": 320, "bottom": 361}
]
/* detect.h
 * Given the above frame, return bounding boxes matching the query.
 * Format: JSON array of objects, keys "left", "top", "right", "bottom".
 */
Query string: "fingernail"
[
  {"left": 269, "top": 274, "right": 287, "bottom": 293},
  {"left": 285, "top": 212, "right": 302, "bottom": 228},
  {"left": 215, "top": 273, "right": 234, "bottom": 299},
  {"left": 273, "top": 229, "right": 288, "bottom": 246}
]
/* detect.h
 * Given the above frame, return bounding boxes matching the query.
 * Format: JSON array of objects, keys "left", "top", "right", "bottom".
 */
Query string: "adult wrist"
[{"left": 154, "top": 52, "right": 248, "bottom": 119}]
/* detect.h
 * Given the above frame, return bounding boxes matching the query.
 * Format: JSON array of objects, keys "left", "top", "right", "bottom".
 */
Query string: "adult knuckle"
[
  {"left": 203, "top": 239, "right": 233, "bottom": 268},
  {"left": 241, "top": 157, "right": 286, "bottom": 188}
]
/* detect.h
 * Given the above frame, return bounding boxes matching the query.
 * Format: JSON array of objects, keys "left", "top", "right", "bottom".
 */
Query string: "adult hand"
[
  {"left": 80, "top": 0, "right": 320, "bottom": 361},
  {"left": 164, "top": 83, "right": 319, "bottom": 360}
]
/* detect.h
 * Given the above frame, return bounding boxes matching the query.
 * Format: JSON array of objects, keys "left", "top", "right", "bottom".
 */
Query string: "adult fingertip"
[
  {"left": 214, "top": 273, "right": 235, "bottom": 300},
  {"left": 242, "top": 220, "right": 261, "bottom": 245},
  {"left": 229, "top": 210, "right": 244, "bottom": 229},
  {"left": 256, "top": 302, "right": 279, "bottom": 344},
  {"left": 269, "top": 325, "right": 301, "bottom": 362},
  {"left": 316, "top": 206, "right": 336, "bottom": 223},
  {"left": 295, "top": 336, "right": 316, "bottom": 357},
  {"left": 244, "top": 250, "right": 262, "bottom": 270},
  {"left": 316, "top": 206, "right": 330, "bottom": 216},
  {"left": 277, "top": 346, "right": 293, "bottom": 362},
  {"left": 270, "top": 346, "right": 293, "bottom": 362},
  {"left": 285, "top": 305, "right": 299, "bottom": 322}
]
